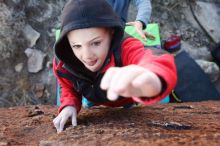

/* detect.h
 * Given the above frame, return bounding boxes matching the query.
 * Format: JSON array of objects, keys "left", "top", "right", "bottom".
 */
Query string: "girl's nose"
[{"left": 82, "top": 47, "right": 93, "bottom": 58}]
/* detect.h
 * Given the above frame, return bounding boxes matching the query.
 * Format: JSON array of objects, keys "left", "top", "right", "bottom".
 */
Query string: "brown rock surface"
[{"left": 0, "top": 101, "right": 220, "bottom": 146}]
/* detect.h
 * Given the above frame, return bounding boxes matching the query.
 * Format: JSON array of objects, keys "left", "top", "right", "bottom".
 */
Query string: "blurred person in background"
[{"left": 106, "top": 0, "right": 152, "bottom": 40}]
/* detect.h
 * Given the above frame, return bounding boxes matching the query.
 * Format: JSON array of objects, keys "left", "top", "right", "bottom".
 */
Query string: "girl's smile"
[{"left": 83, "top": 59, "right": 97, "bottom": 66}]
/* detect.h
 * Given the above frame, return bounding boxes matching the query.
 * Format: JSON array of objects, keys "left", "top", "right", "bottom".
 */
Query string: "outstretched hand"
[
  {"left": 126, "top": 21, "right": 155, "bottom": 40},
  {"left": 100, "top": 65, "right": 162, "bottom": 101},
  {"left": 53, "top": 106, "right": 77, "bottom": 133}
]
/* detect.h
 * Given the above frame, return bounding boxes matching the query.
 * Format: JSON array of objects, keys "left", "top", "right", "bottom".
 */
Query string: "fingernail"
[
  {"left": 57, "top": 128, "right": 63, "bottom": 133},
  {"left": 108, "top": 90, "right": 118, "bottom": 101},
  {"left": 72, "top": 122, "right": 77, "bottom": 127}
]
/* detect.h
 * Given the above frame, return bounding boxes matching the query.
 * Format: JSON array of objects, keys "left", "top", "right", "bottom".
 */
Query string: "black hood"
[{"left": 54, "top": 0, "right": 124, "bottom": 77}]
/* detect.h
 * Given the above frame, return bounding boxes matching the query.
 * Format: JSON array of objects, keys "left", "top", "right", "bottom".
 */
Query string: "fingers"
[
  {"left": 126, "top": 21, "right": 147, "bottom": 40},
  {"left": 53, "top": 106, "right": 77, "bottom": 133},
  {"left": 100, "top": 67, "right": 118, "bottom": 90},
  {"left": 126, "top": 21, "right": 135, "bottom": 26},
  {"left": 132, "top": 71, "right": 162, "bottom": 97},
  {"left": 107, "top": 88, "right": 118, "bottom": 101},
  {"left": 102, "top": 67, "right": 131, "bottom": 101},
  {"left": 132, "top": 72, "right": 150, "bottom": 88},
  {"left": 101, "top": 67, "right": 120, "bottom": 101},
  {"left": 53, "top": 115, "right": 68, "bottom": 133},
  {"left": 53, "top": 116, "right": 62, "bottom": 133},
  {"left": 145, "top": 32, "right": 156, "bottom": 40},
  {"left": 136, "top": 28, "right": 147, "bottom": 40},
  {"left": 101, "top": 65, "right": 148, "bottom": 100},
  {"left": 112, "top": 67, "right": 140, "bottom": 94},
  {"left": 59, "top": 115, "right": 69, "bottom": 133},
  {"left": 127, "top": 21, "right": 156, "bottom": 41},
  {"left": 71, "top": 108, "right": 77, "bottom": 127}
]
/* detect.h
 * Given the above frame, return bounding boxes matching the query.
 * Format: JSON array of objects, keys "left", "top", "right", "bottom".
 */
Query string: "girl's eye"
[
  {"left": 92, "top": 41, "right": 101, "bottom": 46},
  {"left": 72, "top": 45, "right": 81, "bottom": 49}
]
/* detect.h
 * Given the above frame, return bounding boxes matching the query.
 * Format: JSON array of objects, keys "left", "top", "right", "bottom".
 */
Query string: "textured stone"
[
  {"left": 33, "top": 83, "right": 45, "bottom": 98},
  {"left": 14, "top": 63, "right": 24, "bottom": 72},
  {"left": 23, "top": 24, "right": 40, "bottom": 47},
  {"left": 25, "top": 48, "right": 46, "bottom": 73},
  {"left": 182, "top": 42, "right": 212, "bottom": 61},
  {"left": 194, "top": 1, "right": 220, "bottom": 43},
  {"left": 0, "top": 102, "right": 220, "bottom": 146},
  {"left": 196, "top": 59, "right": 220, "bottom": 82}
]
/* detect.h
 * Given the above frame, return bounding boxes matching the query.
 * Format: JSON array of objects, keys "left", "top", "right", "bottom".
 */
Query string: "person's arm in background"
[
  {"left": 135, "top": 0, "right": 152, "bottom": 29},
  {"left": 126, "top": 0, "right": 153, "bottom": 40}
]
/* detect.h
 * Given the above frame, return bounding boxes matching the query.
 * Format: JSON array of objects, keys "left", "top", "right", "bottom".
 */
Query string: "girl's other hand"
[
  {"left": 53, "top": 106, "right": 77, "bottom": 133},
  {"left": 100, "top": 65, "right": 162, "bottom": 101}
]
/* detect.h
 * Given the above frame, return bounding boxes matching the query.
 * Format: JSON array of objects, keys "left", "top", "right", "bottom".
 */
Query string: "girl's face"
[{"left": 67, "top": 27, "right": 113, "bottom": 72}]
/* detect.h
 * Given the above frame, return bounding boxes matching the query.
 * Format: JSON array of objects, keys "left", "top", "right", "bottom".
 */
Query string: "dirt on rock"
[{"left": 0, "top": 101, "right": 220, "bottom": 146}]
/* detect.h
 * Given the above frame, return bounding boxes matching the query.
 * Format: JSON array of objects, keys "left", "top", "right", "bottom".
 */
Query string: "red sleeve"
[
  {"left": 53, "top": 58, "right": 82, "bottom": 113},
  {"left": 121, "top": 38, "right": 177, "bottom": 105}
]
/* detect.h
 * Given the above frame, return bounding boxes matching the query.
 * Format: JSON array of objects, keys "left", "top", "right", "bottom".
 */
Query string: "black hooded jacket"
[{"left": 54, "top": 0, "right": 125, "bottom": 103}]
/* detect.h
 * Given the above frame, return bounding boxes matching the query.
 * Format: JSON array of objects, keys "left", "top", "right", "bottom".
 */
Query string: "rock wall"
[
  {"left": 0, "top": 0, "right": 68, "bottom": 106},
  {"left": 0, "top": 0, "right": 219, "bottom": 107},
  {"left": 0, "top": 101, "right": 220, "bottom": 146}
]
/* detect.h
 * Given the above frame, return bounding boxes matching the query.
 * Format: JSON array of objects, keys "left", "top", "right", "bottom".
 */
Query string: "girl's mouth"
[{"left": 84, "top": 60, "right": 97, "bottom": 66}]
